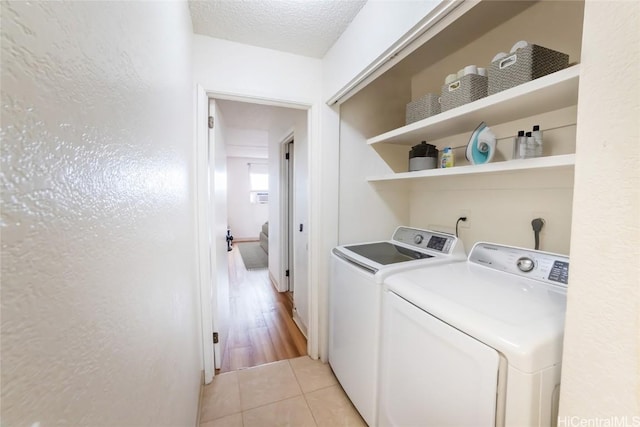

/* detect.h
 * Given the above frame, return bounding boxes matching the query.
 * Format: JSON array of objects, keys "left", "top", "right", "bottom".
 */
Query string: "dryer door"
[{"left": 379, "top": 290, "right": 501, "bottom": 427}]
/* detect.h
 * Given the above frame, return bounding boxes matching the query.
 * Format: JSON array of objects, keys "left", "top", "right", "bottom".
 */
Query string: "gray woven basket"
[
  {"left": 406, "top": 93, "right": 441, "bottom": 125},
  {"left": 440, "top": 74, "right": 488, "bottom": 112},
  {"left": 488, "top": 44, "right": 569, "bottom": 95}
]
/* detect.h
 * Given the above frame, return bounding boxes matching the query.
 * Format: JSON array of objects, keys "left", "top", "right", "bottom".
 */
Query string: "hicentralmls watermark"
[{"left": 558, "top": 416, "right": 640, "bottom": 427}]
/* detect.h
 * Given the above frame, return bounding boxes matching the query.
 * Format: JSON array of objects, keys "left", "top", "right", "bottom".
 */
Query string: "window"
[{"left": 249, "top": 163, "right": 268, "bottom": 204}]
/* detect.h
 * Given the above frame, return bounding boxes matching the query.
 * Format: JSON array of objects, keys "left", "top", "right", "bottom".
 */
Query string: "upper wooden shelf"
[{"left": 367, "top": 65, "right": 580, "bottom": 146}]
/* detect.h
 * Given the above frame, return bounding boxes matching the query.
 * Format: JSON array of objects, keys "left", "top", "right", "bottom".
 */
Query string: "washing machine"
[
  {"left": 329, "top": 227, "right": 466, "bottom": 426},
  {"left": 378, "top": 242, "right": 569, "bottom": 427}
]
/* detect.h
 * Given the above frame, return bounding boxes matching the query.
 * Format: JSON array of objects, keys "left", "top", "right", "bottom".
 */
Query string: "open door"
[
  {"left": 196, "top": 84, "right": 215, "bottom": 383},
  {"left": 209, "top": 98, "right": 229, "bottom": 372},
  {"left": 285, "top": 139, "right": 294, "bottom": 293}
]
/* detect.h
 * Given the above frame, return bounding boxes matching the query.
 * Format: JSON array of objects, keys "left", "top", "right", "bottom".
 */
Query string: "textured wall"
[
  {"left": 1, "top": 2, "right": 201, "bottom": 425},
  {"left": 559, "top": 0, "right": 640, "bottom": 420}
]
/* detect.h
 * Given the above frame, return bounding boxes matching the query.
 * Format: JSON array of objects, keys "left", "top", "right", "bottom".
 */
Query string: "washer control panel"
[
  {"left": 469, "top": 242, "right": 569, "bottom": 286},
  {"left": 392, "top": 227, "right": 457, "bottom": 255}
]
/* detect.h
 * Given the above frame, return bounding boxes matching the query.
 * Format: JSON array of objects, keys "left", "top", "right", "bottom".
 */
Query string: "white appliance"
[
  {"left": 379, "top": 242, "right": 570, "bottom": 427},
  {"left": 329, "top": 227, "right": 466, "bottom": 426}
]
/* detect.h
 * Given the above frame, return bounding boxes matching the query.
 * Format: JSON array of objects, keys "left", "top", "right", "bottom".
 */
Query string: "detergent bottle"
[{"left": 441, "top": 147, "right": 454, "bottom": 168}]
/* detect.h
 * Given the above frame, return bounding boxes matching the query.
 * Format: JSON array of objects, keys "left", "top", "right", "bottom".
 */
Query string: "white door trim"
[
  {"left": 196, "top": 84, "right": 214, "bottom": 383},
  {"left": 306, "top": 105, "right": 322, "bottom": 361},
  {"left": 278, "top": 131, "right": 294, "bottom": 293},
  {"left": 197, "top": 89, "right": 318, "bottom": 359}
]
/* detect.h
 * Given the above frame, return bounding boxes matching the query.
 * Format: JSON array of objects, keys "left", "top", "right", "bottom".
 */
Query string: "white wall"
[
  {"left": 1, "top": 2, "right": 200, "bottom": 425},
  {"left": 193, "top": 35, "right": 322, "bottom": 105},
  {"left": 323, "top": 0, "right": 440, "bottom": 101},
  {"left": 559, "top": 0, "right": 640, "bottom": 419},
  {"left": 227, "top": 156, "right": 269, "bottom": 240},
  {"left": 338, "top": 70, "right": 411, "bottom": 245}
]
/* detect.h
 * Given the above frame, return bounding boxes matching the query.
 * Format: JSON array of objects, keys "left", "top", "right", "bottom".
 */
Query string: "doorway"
[
  {"left": 218, "top": 244, "right": 306, "bottom": 372},
  {"left": 201, "top": 97, "right": 310, "bottom": 376}
]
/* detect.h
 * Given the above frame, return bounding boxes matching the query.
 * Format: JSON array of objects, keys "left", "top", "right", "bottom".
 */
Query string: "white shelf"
[
  {"left": 366, "top": 154, "right": 576, "bottom": 183},
  {"left": 367, "top": 65, "right": 580, "bottom": 146}
]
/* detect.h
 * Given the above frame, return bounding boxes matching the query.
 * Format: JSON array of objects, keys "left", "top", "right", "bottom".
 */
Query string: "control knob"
[
  {"left": 414, "top": 235, "right": 424, "bottom": 244},
  {"left": 517, "top": 257, "right": 535, "bottom": 272}
]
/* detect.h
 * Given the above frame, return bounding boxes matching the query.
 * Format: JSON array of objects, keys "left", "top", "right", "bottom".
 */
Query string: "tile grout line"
[
  {"left": 203, "top": 357, "right": 342, "bottom": 426},
  {"left": 236, "top": 361, "right": 305, "bottom": 414},
  {"left": 235, "top": 372, "right": 245, "bottom": 427},
  {"left": 290, "top": 360, "right": 320, "bottom": 427},
  {"left": 200, "top": 371, "right": 243, "bottom": 426}
]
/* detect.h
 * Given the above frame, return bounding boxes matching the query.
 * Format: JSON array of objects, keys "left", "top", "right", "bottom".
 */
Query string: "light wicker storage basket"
[
  {"left": 440, "top": 74, "right": 488, "bottom": 112},
  {"left": 488, "top": 44, "right": 569, "bottom": 95},
  {"left": 405, "top": 93, "right": 441, "bottom": 125}
]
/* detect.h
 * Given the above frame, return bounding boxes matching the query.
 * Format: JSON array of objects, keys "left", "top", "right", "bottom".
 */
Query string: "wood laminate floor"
[{"left": 217, "top": 246, "right": 307, "bottom": 373}]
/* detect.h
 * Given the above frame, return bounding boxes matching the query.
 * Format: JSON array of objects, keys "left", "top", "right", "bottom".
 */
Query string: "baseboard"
[
  {"left": 233, "top": 238, "right": 259, "bottom": 242},
  {"left": 196, "top": 370, "right": 204, "bottom": 427},
  {"left": 269, "top": 271, "right": 286, "bottom": 293},
  {"left": 292, "top": 308, "right": 308, "bottom": 339}
]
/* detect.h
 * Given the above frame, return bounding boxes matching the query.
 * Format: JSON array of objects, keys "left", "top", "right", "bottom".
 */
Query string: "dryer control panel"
[{"left": 469, "top": 242, "right": 569, "bottom": 286}]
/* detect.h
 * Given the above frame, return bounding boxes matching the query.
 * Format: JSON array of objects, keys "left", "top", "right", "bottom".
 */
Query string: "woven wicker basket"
[
  {"left": 488, "top": 44, "right": 569, "bottom": 95},
  {"left": 406, "top": 93, "right": 441, "bottom": 125},
  {"left": 440, "top": 74, "right": 488, "bottom": 112}
]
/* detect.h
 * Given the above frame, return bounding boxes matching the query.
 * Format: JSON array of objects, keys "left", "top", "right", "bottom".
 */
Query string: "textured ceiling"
[{"left": 188, "top": 0, "right": 366, "bottom": 58}]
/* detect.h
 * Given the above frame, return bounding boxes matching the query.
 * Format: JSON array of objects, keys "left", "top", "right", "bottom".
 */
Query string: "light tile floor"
[{"left": 200, "top": 356, "right": 366, "bottom": 427}]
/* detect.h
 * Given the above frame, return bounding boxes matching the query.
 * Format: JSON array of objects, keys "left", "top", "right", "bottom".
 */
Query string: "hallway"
[
  {"left": 219, "top": 246, "right": 307, "bottom": 373},
  {"left": 199, "top": 248, "right": 363, "bottom": 426}
]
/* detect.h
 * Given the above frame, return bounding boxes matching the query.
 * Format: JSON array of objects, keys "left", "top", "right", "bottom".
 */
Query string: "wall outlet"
[
  {"left": 531, "top": 212, "right": 548, "bottom": 235},
  {"left": 458, "top": 210, "right": 471, "bottom": 229}
]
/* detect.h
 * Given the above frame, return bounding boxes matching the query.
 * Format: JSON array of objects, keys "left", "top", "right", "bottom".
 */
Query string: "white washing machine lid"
[
  {"left": 332, "top": 227, "right": 466, "bottom": 282},
  {"left": 333, "top": 244, "right": 466, "bottom": 283},
  {"left": 384, "top": 261, "right": 567, "bottom": 373}
]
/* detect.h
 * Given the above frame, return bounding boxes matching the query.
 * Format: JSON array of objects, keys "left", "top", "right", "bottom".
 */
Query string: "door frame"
[
  {"left": 195, "top": 89, "right": 317, "bottom": 377},
  {"left": 195, "top": 84, "right": 215, "bottom": 383},
  {"left": 279, "top": 133, "right": 295, "bottom": 293}
]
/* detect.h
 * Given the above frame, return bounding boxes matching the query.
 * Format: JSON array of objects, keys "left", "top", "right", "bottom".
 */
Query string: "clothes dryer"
[{"left": 378, "top": 242, "right": 569, "bottom": 427}]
